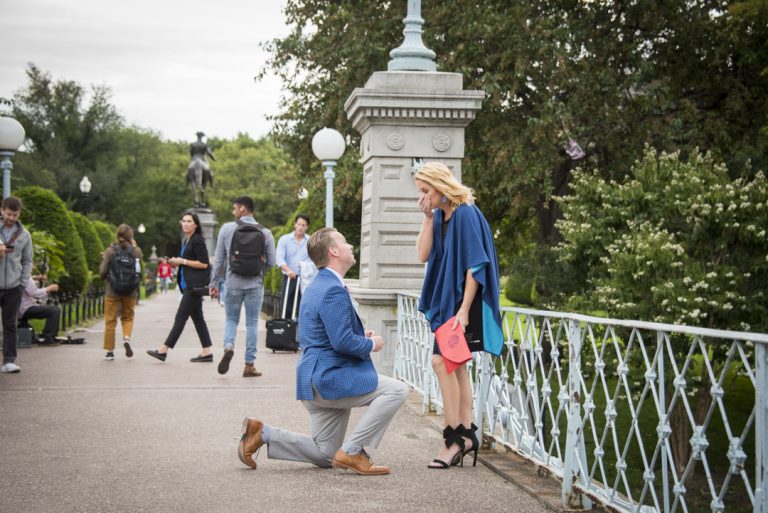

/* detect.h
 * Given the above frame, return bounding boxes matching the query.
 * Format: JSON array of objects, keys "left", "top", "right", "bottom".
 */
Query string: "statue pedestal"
[
  {"left": 344, "top": 71, "right": 483, "bottom": 375},
  {"left": 191, "top": 208, "right": 218, "bottom": 258}
]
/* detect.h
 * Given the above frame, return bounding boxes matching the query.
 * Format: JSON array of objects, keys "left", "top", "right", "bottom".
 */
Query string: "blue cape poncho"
[{"left": 418, "top": 203, "right": 504, "bottom": 356}]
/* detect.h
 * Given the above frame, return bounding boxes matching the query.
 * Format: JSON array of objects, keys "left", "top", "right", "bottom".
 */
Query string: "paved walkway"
[{"left": 0, "top": 292, "right": 553, "bottom": 513}]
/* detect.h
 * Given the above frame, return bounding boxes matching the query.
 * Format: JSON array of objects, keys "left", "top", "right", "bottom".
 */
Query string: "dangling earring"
[{"left": 441, "top": 195, "right": 447, "bottom": 204}]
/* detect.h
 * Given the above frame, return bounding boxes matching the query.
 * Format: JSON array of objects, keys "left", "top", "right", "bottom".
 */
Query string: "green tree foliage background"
[
  {"left": 259, "top": 0, "right": 768, "bottom": 297},
  {"left": 6, "top": 65, "right": 301, "bottom": 263},
  {"left": 556, "top": 148, "right": 768, "bottom": 332}
]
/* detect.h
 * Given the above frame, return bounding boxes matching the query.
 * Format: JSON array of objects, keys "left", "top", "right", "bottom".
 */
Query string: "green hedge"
[
  {"left": 91, "top": 220, "right": 117, "bottom": 250},
  {"left": 71, "top": 212, "right": 102, "bottom": 274},
  {"left": 504, "top": 272, "right": 534, "bottom": 306},
  {"left": 16, "top": 186, "right": 89, "bottom": 293}
]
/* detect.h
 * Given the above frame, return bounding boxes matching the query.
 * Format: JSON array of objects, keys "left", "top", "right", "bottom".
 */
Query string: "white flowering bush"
[{"left": 556, "top": 147, "right": 768, "bottom": 332}]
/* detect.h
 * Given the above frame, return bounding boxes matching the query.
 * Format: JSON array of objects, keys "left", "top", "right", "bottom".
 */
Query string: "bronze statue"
[{"left": 186, "top": 131, "right": 215, "bottom": 208}]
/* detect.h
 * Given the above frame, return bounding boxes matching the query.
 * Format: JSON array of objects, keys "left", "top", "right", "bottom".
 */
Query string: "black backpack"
[
  {"left": 229, "top": 221, "right": 266, "bottom": 277},
  {"left": 108, "top": 244, "right": 140, "bottom": 294}
]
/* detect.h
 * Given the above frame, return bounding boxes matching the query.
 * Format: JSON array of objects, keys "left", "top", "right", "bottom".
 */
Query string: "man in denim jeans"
[{"left": 209, "top": 196, "right": 275, "bottom": 377}]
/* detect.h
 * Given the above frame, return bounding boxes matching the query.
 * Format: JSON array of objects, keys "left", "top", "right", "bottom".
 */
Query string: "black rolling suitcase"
[{"left": 266, "top": 278, "right": 300, "bottom": 352}]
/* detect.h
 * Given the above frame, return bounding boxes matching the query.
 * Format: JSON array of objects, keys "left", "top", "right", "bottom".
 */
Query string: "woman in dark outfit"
[
  {"left": 414, "top": 162, "right": 504, "bottom": 469},
  {"left": 147, "top": 211, "right": 214, "bottom": 362}
]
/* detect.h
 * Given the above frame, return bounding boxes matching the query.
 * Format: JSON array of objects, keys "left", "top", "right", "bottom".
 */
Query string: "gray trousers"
[{"left": 267, "top": 375, "right": 409, "bottom": 468}]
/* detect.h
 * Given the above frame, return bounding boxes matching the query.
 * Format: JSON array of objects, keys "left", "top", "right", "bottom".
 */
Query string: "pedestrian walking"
[
  {"left": 100, "top": 223, "right": 143, "bottom": 361},
  {"left": 0, "top": 197, "right": 33, "bottom": 373},
  {"left": 147, "top": 211, "right": 213, "bottom": 363},
  {"left": 209, "top": 196, "right": 276, "bottom": 377}
]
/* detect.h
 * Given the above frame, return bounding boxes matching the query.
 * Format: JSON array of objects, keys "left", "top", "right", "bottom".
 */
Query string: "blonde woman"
[{"left": 414, "top": 162, "right": 504, "bottom": 469}]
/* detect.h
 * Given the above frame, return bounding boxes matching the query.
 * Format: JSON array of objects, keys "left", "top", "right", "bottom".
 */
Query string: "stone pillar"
[
  {"left": 192, "top": 208, "right": 218, "bottom": 258},
  {"left": 344, "top": 71, "right": 483, "bottom": 374}
]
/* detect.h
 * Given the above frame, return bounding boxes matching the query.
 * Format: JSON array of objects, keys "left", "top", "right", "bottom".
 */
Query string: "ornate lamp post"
[
  {"left": 311, "top": 128, "right": 346, "bottom": 228},
  {"left": 387, "top": 0, "right": 436, "bottom": 71},
  {"left": 79, "top": 175, "right": 92, "bottom": 213},
  {"left": 0, "top": 116, "right": 26, "bottom": 199}
]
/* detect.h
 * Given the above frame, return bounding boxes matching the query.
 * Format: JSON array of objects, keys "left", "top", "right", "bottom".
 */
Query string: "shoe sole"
[
  {"left": 218, "top": 350, "right": 234, "bottom": 375},
  {"left": 124, "top": 342, "right": 133, "bottom": 358},
  {"left": 331, "top": 460, "right": 390, "bottom": 475},
  {"left": 238, "top": 417, "right": 258, "bottom": 469}
]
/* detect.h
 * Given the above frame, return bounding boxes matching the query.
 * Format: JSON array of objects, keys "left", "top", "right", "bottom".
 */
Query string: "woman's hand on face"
[{"left": 418, "top": 193, "right": 433, "bottom": 217}]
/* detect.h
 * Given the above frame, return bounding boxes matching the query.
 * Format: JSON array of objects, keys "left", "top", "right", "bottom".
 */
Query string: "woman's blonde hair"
[{"left": 414, "top": 162, "right": 474, "bottom": 209}]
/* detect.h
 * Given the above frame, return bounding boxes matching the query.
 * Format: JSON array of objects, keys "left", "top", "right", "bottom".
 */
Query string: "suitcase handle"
[{"left": 281, "top": 276, "right": 301, "bottom": 320}]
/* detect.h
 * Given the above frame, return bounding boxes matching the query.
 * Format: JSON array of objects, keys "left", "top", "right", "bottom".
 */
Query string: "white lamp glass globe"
[
  {"left": 79, "top": 176, "right": 92, "bottom": 194},
  {"left": 0, "top": 117, "right": 25, "bottom": 152},
  {"left": 311, "top": 128, "right": 345, "bottom": 162}
]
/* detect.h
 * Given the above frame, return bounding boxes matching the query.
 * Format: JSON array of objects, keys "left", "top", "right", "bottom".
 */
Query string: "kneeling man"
[{"left": 238, "top": 228, "right": 408, "bottom": 475}]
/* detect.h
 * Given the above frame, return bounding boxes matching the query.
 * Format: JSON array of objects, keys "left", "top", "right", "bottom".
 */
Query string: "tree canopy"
[{"left": 259, "top": 0, "right": 768, "bottom": 280}]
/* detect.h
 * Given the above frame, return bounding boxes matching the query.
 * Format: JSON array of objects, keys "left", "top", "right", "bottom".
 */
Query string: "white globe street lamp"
[
  {"left": 311, "top": 128, "right": 346, "bottom": 227},
  {"left": 137, "top": 223, "right": 146, "bottom": 234},
  {"left": 79, "top": 176, "right": 92, "bottom": 194},
  {"left": 0, "top": 116, "right": 26, "bottom": 199},
  {"left": 79, "top": 175, "right": 92, "bottom": 213}
]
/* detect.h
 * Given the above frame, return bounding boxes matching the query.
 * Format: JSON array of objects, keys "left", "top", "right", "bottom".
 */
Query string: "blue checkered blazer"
[{"left": 295, "top": 268, "right": 377, "bottom": 400}]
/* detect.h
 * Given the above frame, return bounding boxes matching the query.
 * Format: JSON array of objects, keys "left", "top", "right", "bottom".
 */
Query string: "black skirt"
[{"left": 433, "top": 289, "right": 484, "bottom": 355}]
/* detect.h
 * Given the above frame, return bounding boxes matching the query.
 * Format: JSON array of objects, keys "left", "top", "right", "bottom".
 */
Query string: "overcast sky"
[{"left": 1, "top": 0, "right": 290, "bottom": 142}]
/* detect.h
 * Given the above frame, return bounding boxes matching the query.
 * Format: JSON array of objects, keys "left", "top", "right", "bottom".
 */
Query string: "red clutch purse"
[{"left": 435, "top": 316, "right": 472, "bottom": 374}]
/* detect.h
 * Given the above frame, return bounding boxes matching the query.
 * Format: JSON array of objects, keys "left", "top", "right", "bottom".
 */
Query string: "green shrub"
[
  {"left": 91, "top": 220, "right": 116, "bottom": 250},
  {"left": 504, "top": 272, "right": 534, "bottom": 305},
  {"left": 16, "top": 186, "right": 89, "bottom": 293},
  {"left": 71, "top": 212, "right": 102, "bottom": 275}
]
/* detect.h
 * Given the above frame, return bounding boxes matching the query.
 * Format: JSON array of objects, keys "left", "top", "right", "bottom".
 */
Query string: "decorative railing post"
[
  {"left": 756, "top": 343, "right": 768, "bottom": 513},
  {"left": 74, "top": 292, "right": 80, "bottom": 325},
  {"left": 474, "top": 352, "right": 492, "bottom": 444},
  {"left": 656, "top": 331, "right": 671, "bottom": 513},
  {"left": 562, "top": 319, "right": 592, "bottom": 509}
]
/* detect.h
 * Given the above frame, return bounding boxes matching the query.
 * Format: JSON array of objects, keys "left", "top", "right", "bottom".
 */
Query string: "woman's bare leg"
[{"left": 428, "top": 355, "right": 463, "bottom": 466}]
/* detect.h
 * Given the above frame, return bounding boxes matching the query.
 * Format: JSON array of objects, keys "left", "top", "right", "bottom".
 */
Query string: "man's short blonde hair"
[{"left": 307, "top": 227, "right": 338, "bottom": 268}]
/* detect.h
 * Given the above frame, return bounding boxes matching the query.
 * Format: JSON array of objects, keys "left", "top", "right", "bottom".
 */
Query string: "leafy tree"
[
  {"left": 260, "top": 0, "right": 768, "bottom": 282},
  {"left": 555, "top": 148, "right": 767, "bottom": 332},
  {"left": 10, "top": 64, "right": 124, "bottom": 205},
  {"left": 16, "top": 186, "right": 89, "bottom": 293},
  {"left": 204, "top": 135, "right": 301, "bottom": 230}
]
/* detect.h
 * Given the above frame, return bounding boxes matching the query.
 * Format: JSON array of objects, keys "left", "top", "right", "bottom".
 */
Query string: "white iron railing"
[{"left": 395, "top": 291, "right": 768, "bottom": 513}]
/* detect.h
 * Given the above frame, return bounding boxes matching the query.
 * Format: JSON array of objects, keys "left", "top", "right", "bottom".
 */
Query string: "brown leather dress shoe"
[
  {"left": 238, "top": 417, "right": 264, "bottom": 469},
  {"left": 332, "top": 449, "right": 390, "bottom": 475},
  {"left": 242, "top": 364, "right": 262, "bottom": 377}
]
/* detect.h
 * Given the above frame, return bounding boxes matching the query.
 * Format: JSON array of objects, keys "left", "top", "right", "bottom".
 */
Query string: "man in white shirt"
[{"left": 275, "top": 214, "right": 311, "bottom": 319}]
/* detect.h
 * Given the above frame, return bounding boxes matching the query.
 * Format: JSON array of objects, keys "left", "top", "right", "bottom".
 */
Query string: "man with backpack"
[
  {"left": 99, "top": 224, "right": 142, "bottom": 361},
  {"left": 209, "top": 196, "right": 275, "bottom": 377}
]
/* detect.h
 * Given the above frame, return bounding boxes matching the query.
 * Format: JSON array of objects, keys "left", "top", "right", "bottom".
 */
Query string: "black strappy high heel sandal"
[
  {"left": 427, "top": 426, "right": 465, "bottom": 469},
  {"left": 454, "top": 423, "right": 479, "bottom": 467}
]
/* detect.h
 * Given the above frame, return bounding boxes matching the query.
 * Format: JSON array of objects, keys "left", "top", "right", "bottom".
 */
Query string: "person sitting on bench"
[{"left": 19, "top": 273, "right": 60, "bottom": 345}]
